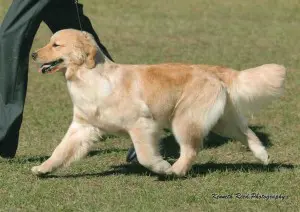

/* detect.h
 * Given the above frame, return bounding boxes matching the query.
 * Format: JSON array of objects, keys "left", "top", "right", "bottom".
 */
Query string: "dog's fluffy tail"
[{"left": 228, "top": 64, "right": 286, "bottom": 114}]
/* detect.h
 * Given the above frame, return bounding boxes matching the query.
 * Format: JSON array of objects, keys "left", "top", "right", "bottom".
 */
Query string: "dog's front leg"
[{"left": 31, "top": 122, "right": 102, "bottom": 176}]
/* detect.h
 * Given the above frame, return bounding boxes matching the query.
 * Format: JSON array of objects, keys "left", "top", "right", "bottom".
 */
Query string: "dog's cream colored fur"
[{"left": 31, "top": 29, "right": 286, "bottom": 176}]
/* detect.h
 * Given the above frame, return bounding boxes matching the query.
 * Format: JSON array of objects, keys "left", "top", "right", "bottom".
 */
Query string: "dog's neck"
[{"left": 65, "top": 48, "right": 112, "bottom": 81}]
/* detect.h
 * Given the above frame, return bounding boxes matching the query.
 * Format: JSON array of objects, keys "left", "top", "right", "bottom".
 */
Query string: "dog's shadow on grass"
[
  {"left": 42, "top": 162, "right": 295, "bottom": 181},
  {"left": 88, "top": 148, "right": 128, "bottom": 157},
  {"left": 110, "top": 162, "right": 295, "bottom": 181}
]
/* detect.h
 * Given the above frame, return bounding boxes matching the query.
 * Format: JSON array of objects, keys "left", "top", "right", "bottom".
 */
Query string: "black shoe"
[
  {"left": 0, "top": 141, "right": 17, "bottom": 159},
  {"left": 126, "top": 146, "right": 138, "bottom": 163},
  {"left": 0, "top": 149, "right": 16, "bottom": 158}
]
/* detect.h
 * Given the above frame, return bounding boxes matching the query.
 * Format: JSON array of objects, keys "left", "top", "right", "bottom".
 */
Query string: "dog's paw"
[
  {"left": 31, "top": 165, "right": 50, "bottom": 176},
  {"left": 166, "top": 167, "right": 187, "bottom": 177},
  {"left": 262, "top": 155, "right": 270, "bottom": 166},
  {"left": 151, "top": 160, "right": 172, "bottom": 175},
  {"left": 165, "top": 162, "right": 190, "bottom": 177},
  {"left": 254, "top": 148, "right": 270, "bottom": 165}
]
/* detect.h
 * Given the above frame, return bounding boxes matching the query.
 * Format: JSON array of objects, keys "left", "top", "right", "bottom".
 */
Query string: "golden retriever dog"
[{"left": 31, "top": 29, "right": 286, "bottom": 176}]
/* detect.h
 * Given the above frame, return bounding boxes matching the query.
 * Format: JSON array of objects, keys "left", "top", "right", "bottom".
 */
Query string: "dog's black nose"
[{"left": 31, "top": 52, "right": 37, "bottom": 60}]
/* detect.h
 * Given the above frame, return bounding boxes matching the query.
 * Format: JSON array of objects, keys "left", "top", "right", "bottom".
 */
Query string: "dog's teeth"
[{"left": 39, "top": 59, "right": 63, "bottom": 74}]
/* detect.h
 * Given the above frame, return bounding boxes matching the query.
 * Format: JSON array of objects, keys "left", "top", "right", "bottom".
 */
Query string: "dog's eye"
[{"left": 53, "top": 43, "right": 60, "bottom": 48}]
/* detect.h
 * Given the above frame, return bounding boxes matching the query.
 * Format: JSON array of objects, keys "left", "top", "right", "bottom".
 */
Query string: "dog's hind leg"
[
  {"left": 212, "top": 101, "right": 269, "bottom": 165},
  {"left": 128, "top": 117, "right": 171, "bottom": 175},
  {"left": 245, "top": 128, "right": 269, "bottom": 164},
  {"left": 31, "top": 122, "right": 102, "bottom": 176}
]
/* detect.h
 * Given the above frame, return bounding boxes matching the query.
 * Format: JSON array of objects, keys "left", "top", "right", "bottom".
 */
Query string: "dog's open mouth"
[{"left": 38, "top": 59, "right": 64, "bottom": 74}]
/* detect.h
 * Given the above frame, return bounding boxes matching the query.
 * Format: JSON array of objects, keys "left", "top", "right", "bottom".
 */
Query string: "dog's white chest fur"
[
  {"left": 67, "top": 71, "right": 111, "bottom": 104},
  {"left": 67, "top": 71, "right": 118, "bottom": 128},
  {"left": 66, "top": 70, "right": 147, "bottom": 132}
]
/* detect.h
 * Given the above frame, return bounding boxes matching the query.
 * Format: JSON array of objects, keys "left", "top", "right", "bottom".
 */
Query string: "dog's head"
[{"left": 32, "top": 29, "right": 98, "bottom": 74}]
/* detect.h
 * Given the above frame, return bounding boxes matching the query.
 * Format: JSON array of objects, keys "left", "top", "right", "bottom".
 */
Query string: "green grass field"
[{"left": 1, "top": 0, "right": 300, "bottom": 211}]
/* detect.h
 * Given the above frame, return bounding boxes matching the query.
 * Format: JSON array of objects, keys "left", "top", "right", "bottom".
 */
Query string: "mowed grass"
[{"left": 1, "top": 0, "right": 300, "bottom": 211}]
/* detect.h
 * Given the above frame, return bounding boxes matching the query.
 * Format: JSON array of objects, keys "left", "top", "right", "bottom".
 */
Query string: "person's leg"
[
  {"left": 42, "top": 0, "right": 113, "bottom": 60},
  {"left": 0, "top": 0, "right": 53, "bottom": 158}
]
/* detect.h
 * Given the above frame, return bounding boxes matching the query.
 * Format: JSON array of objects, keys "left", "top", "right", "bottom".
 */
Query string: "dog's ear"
[
  {"left": 82, "top": 32, "right": 97, "bottom": 69},
  {"left": 85, "top": 44, "right": 97, "bottom": 69}
]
